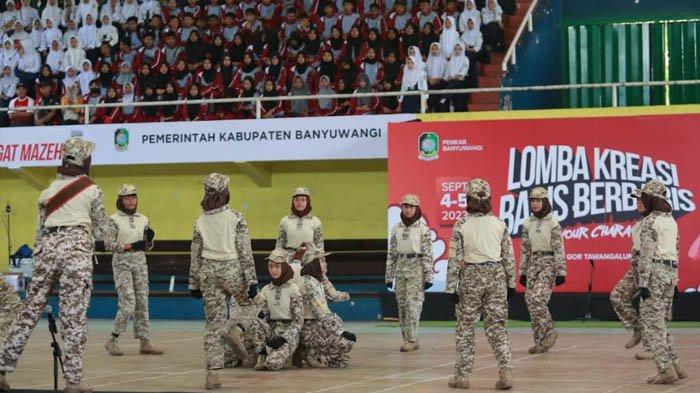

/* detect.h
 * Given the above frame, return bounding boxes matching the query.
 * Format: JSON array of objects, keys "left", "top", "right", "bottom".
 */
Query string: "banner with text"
[
  {"left": 0, "top": 114, "right": 416, "bottom": 167},
  {"left": 388, "top": 114, "right": 700, "bottom": 293}
]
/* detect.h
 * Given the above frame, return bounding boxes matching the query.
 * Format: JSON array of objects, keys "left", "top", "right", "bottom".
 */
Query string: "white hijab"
[
  {"left": 440, "top": 16, "right": 459, "bottom": 60},
  {"left": 401, "top": 56, "right": 424, "bottom": 89},
  {"left": 407, "top": 46, "right": 425, "bottom": 71},
  {"left": 98, "top": 15, "right": 118, "bottom": 46},
  {"left": 46, "top": 40, "right": 63, "bottom": 72},
  {"left": 0, "top": 38, "right": 18, "bottom": 68},
  {"left": 426, "top": 42, "right": 447, "bottom": 79},
  {"left": 460, "top": 0, "right": 481, "bottom": 31},
  {"left": 41, "top": 18, "right": 62, "bottom": 50},
  {"left": 63, "top": 66, "right": 78, "bottom": 90},
  {"left": 482, "top": 0, "right": 503, "bottom": 24},
  {"left": 445, "top": 43, "right": 469, "bottom": 79},
  {"left": 64, "top": 35, "right": 85, "bottom": 71},
  {"left": 77, "top": 59, "right": 95, "bottom": 95},
  {"left": 461, "top": 19, "right": 483, "bottom": 51}
]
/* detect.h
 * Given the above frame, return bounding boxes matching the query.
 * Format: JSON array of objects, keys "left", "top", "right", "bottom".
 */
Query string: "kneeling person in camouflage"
[{"left": 104, "top": 184, "right": 163, "bottom": 356}]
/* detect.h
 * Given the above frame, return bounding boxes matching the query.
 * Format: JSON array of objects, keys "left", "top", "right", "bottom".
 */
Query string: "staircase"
[{"left": 470, "top": 0, "right": 534, "bottom": 111}]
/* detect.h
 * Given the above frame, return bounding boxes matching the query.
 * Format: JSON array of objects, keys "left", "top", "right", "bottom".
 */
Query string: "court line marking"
[
  {"left": 303, "top": 345, "right": 531, "bottom": 393},
  {"left": 90, "top": 368, "right": 203, "bottom": 388},
  {"left": 661, "top": 377, "right": 700, "bottom": 393},
  {"left": 364, "top": 344, "right": 580, "bottom": 393}
]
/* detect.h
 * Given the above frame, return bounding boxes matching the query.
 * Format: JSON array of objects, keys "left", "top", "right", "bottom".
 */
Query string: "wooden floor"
[{"left": 5, "top": 320, "right": 700, "bottom": 392}]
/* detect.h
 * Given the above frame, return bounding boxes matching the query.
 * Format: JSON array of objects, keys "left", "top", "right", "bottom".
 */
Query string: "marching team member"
[
  {"left": 276, "top": 187, "right": 323, "bottom": 254},
  {"left": 0, "top": 275, "right": 22, "bottom": 349},
  {"left": 224, "top": 291, "right": 268, "bottom": 368},
  {"left": 446, "top": 178, "right": 515, "bottom": 390},
  {"left": 385, "top": 194, "right": 433, "bottom": 352},
  {"left": 519, "top": 187, "right": 565, "bottom": 354},
  {"left": 189, "top": 173, "right": 256, "bottom": 389},
  {"left": 104, "top": 184, "right": 163, "bottom": 357}
]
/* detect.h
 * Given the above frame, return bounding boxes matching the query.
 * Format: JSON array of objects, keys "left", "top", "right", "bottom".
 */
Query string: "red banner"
[{"left": 388, "top": 114, "right": 700, "bottom": 293}]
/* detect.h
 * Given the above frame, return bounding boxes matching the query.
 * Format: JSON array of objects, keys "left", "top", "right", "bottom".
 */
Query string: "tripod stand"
[
  {"left": 47, "top": 308, "right": 65, "bottom": 391},
  {"left": 582, "top": 259, "right": 595, "bottom": 321}
]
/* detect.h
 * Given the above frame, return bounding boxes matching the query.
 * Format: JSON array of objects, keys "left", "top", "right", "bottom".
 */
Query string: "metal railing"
[
  {"left": 1, "top": 79, "right": 699, "bottom": 124},
  {"left": 502, "top": 0, "right": 540, "bottom": 72}
]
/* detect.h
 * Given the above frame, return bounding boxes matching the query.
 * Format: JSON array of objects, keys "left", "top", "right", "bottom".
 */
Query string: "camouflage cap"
[
  {"left": 61, "top": 137, "right": 95, "bottom": 166},
  {"left": 630, "top": 188, "right": 642, "bottom": 199},
  {"left": 529, "top": 187, "right": 548, "bottom": 199},
  {"left": 641, "top": 180, "right": 669, "bottom": 201},
  {"left": 266, "top": 248, "right": 290, "bottom": 264},
  {"left": 118, "top": 183, "right": 137, "bottom": 196},
  {"left": 401, "top": 194, "right": 420, "bottom": 206},
  {"left": 466, "top": 178, "right": 491, "bottom": 201},
  {"left": 300, "top": 243, "right": 332, "bottom": 265},
  {"left": 204, "top": 173, "right": 230, "bottom": 193},
  {"left": 292, "top": 187, "right": 311, "bottom": 198}
]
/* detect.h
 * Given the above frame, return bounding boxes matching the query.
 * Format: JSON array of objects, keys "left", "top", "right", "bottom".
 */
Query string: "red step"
[
  {"left": 468, "top": 103, "right": 500, "bottom": 112},
  {"left": 490, "top": 52, "right": 505, "bottom": 65},
  {"left": 470, "top": 91, "right": 500, "bottom": 105},
  {"left": 482, "top": 63, "right": 503, "bottom": 76},
  {"left": 505, "top": 28, "right": 518, "bottom": 43},
  {"left": 505, "top": 15, "right": 525, "bottom": 29},
  {"left": 479, "top": 76, "right": 501, "bottom": 87}
]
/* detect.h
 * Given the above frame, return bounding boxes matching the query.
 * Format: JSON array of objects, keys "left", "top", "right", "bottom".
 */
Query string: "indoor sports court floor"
[{"left": 7, "top": 320, "right": 700, "bottom": 393}]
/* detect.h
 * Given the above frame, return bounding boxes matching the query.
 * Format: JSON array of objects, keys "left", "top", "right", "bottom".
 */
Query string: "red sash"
[{"left": 44, "top": 177, "right": 95, "bottom": 219}]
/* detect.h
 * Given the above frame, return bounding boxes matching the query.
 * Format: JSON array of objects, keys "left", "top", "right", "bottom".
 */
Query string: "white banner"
[{"left": 0, "top": 114, "right": 416, "bottom": 167}]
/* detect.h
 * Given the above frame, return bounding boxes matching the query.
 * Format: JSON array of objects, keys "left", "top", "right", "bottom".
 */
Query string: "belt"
[
  {"left": 285, "top": 247, "right": 297, "bottom": 251},
  {"left": 466, "top": 260, "right": 500, "bottom": 267},
  {"left": 399, "top": 253, "right": 423, "bottom": 258},
  {"left": 532, "top": 251, "right": 554, "bottom": 256},
  {"left": 653, "top": 259, "right": 678, "bottom": 269},
  {"left": 632, "top": 250, "right": 640, "bottom": 257},
  {"left": 43, "top": 225, "right": 75, "bottom": 234},
  {"left": 269, "top": 319, "right": 292, "bottom": 323}
]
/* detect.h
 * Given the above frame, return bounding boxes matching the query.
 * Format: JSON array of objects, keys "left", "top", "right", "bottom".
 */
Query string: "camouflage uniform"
[
  {"left": 254, "top": 250, "right": 303, "bottom": 371},
  {"left": 224, "top": 292, "right": 269, "bottom": 367},
  {"left": 637, "top": 181, "right": 682, "bottom": 382},
  {"left": 294, "top": 244, "right": 351, "bottom": 304},
  {"left": 446, "top": 179, "right": 515, "bottom": 389},
  {"left": 106, "top": 184, "right": 155, "bottom": 345},
  {"left": 520, "top": 187, "right": 565, "bottom": 352},
  {"left": 189, "top": 173, "right": 257, "bottom": 372},
  {"left": 0, "top": 275, "right": 22, "bottom": 348},
  {"left": 0, "top": 137, "right": 115, "bottom": 390},
  {"left": 276, "top": 187, "right": 324, "bottom": 253},
  {"left": 386, "top": 194, "right": 433, "bottom": 349},
  {"left": 300, "top": 274, "right": 354, "bottom": 368}
]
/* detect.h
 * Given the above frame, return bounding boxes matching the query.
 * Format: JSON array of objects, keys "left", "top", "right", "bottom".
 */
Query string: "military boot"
[
  {"left": 528, "top": 345, "right": 546, "bottom": 354},
  {"left": 0, "top": 372, "right": 10, "bottom": 391},
  {"left": 139, "top": 339, "right": 164, "bottom": 355},
  {"left": 541, "top": 331, "right": 558, "bottom": 351},
  {"left": 223, "top": 325, "right": 247, "bottom": 360},
  {"left": 447, "top": 377, "right": 469, "bottom": 389},
  {"left": 635, "top": 352, "right": 653, "bottom": 360},
  {"left": 254, "top": 355, "right": 268, "bottom": 371},
  {"left": 242, "top": 353, "right": 257, "bottom": 368},
  {"left": 400, "top": 342, "right": 412, "bottom": 352},
  {"left": 205, "top": 371, "right": 221, "bottom": 389},
  {"left": 673, "top": 361, "right": 688, "bottom": 380},
  {"left": 495, "top": 368, "right": 513, "bottom": 390},
  {"left": 410, "top": 341, "right": 420, "bottom": 351},
  {"left": 625, "top": 329, "right": 642, "bottom": 349},
  {"left": 647, "top": 367, "right": 679, "bottom": 384},
  {"left": 104, "top": 337, "right": 123, "bottom": 356},
  {"left": 292, "top": 347, "right": 304, "bottom": 368},
  {"left": 305, "top": 351, "right": 327, "bottom": 368},
  {"left": 64, "top": 382, "right": 93, "bottom": 393}
]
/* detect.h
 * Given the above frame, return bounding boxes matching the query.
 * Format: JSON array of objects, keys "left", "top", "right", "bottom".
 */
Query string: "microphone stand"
[
  {"left": 583, "top": 259, "right": 595, "bottom": 322},
  {"left": 48, "top": 311, "right": 65, "bottom": 391}
]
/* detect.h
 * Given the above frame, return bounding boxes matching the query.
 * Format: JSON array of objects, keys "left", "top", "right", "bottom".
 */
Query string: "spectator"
[
  {"left": 78, "top": 14, "right": 99, "bottom": 62},
  {"left": 136, "top": 32, "right": 163, "bottom": 72},
  {"left": 382, "top": 51, "right": 402, "bottom": 85},
  {"left": 119, "top": 81, "right": 139, "bottom": 122},
  {"left": 8, "top": 82, "right": 34, "bottom": 125},
  {"left": 5, "top": 21, "right": 28, "bottom": 43},
  {"left": 313, "top": 74, "right": 337, "bottom": 116},
  {"left": 60, "top": 1, "right": 75, "bottom": 29},
  {"left": 218, "top": 55, "right": 236, "bottom": 93},
  {"left": 29, "top": 20, "right": 44, "bottom": 51},
  {"left": 264, "top": 53, "right": 287, "bottom": 91},
  {"left": 161, "top": 32, "right": 183, "bottom": 67},
  {"left": 117, "top": 40, "right": 136, "bottom": 67},
  {"left": 59, "top": 81, "right": 83, "bottom": 125},
  {"left": 319, "top": 2, "right": 338, "bottom": 40},
  {"left": 1, "top": 38, "right": 18, "bottom": 71},
  {"left": 208, "top": 35, "right": 226, "bottom": 65},
  {"left": 61, "top": 19, "right": 78, "bottom": 48},
  {"left": 185, "top": 30, "right": 205, "bottom": 71},
  {"left": 383, "top": 28, "right": 401, "bottom": 59},
  {"left": 77, "top": 59, "right": 96, "bottom": 95},
  {"left": 140, "top": 0, "right": 162, "bottom": 23},
  {"left": 235, "top": 52, "right": 262, "bottom": 89},
  {"left": 399, "top": 55, "right": 426, "bottom": 113},
  {"left": 425, "top": 42, "right": 446, "bottom": 111},
  {"left": 333, "top": 76, "right": 352, "bottom": 115},
  {"left": 229, "top": 32, "right": 247, "bottom": 64},
  {"left": 136, "top": 63, "right": 155, "bottom": 94},
  {"left": 123, "top": 16, "right": 144, "bottom": 50},
  {"left": 173, "top": 59, "right": 193, "bottom": 94},
  {"left": 197, "top": 58, "right": 223, "bottom": 102},
  {"left": 360, "top": 47, "right": 383, "bottom": 87},
  {"left": 179, "top": 13, "right": 197, "bottom": 43},
  {"left": 365, "top": 4, "right": 386, "bottom": 36},
  {"left": 366, "top": 28, "right": 382, "bottom": 57},
  {"left": 388, "top": 0, "right": 411, "bottom": 33},
  {"left": 459, "top": 0, "right": 481, "bottom": 33},
  {"left": 443, "top": 42, "right": 469, "bottom": 111},
  {"left": 237, "top": 76, "right": 258, "bottom": 119},
  {"left": 260, "top": 78, "right": 283, "bottom": 118},
  {"left": 98, "top": 15, "right": 120, "bottom": 47},
  {"left": 461, "top": 17, "right": 483, "bottom": 87},
  {"left": 280, "top": 7, "right": 299, "bottom": 40},
  {"left": 326, "top": 26, "right": 345, "bottom": 61},
  {"left": 34, "top": 81, "right": 59, "bottom": 126},
  {"left": 84, "top": 79, "right": 103, "bottom": 122},
  {"left": 378, "top": 79, "right": 400, "bottom": 114},
  {"left": 41, "top": 0, "right": 63, "bottom": 26},
  {"left": 0, "top": 65, "right": 18, "bottom": 125},
  {"left": 63, "top": 36, "right": 86, "bottom": 72},
  {"left": 287, "top": 75, "right": 310, "bottom": 116},
  {"left": 101, "top": 0, "right": 123, "bottom": 25},
  {"left": 97, "top": 62, "right": 114, "bottom": 96},
  {"left": 351, "top": 73, "right": 378, "bottom": 114},
  {"left": 39, "top": 18, "right": 61, "bottom": 55},
  {"left": 482, "top": 0, "right": 504, "bottom": 51},
  {"left": 401, "top": 23, "right": 420, "bottom": 56},
  {"left": 241, "top": 8, "right": 263, "bottom": 36},
  {"left": 75, "top": 0, "right": 99, "bottom": 26},
  {"left": 16, "top": 40, "right": 41, "bottom": 96},
  {"left": 140, "top": 83, "right": 160, "bottom": 122},
  {"left": 240, "top": 0, "right": 258, "bottom": 15},
  {"left": 318, "top": 50, "right": 336, "bottom": 82},
  {"left": 419, "top": 22, "right": 439, "bottom": 57},
  {"left": 154, "top": 62, "right": 172, "bottom": 96},
  {"left": 96, "top": 42, "right": 117, "bottom": 71},
  {"left": 45, "top": 39, "right": 63, "bottom": 74},
  {"left": 114, "top": 62, "right": 136, "bottom": 93},
  {"left": 338, "top": 0, "right": 361, "bottom": 38},
  {"left": 345, "top": 25, "right": 367, "bottom": 63},
  {"left": 415, "top": 0, "right": 441, "bottom": 33},
  {"left": 96, "top": 86, "right": 122, "bottom": 123},
  {"left": 439, "top": 15, "right": 459, "bottom": 60},
  {"left": 180, "top": 83, "right": 205, "bottom": 121},
  {"left": 122, "top": 0, "right": 141, "bottom": 24},
  {"left": 441, "top": 0, "right": 460, "bottom": 24},
  {"left": 287, "top": 51, "right": 315, "bottom": 92},
  {"left": 337, "top": 57, "right": 357, "bottom": 89},
  {"left": 34, "top": 64, "right": 59, "bottom": 100},
  {"left": 62, "top": 65, "right": 78, "bottom": 94},
  {"left": 305, "top": 29, "right": 323, "bottom": 66},
  {"left": 284, "top": 32, "right": 305, "bottom": 64},
  {"left": 1, "top": 1, "right": 19, "bottom": 30},
  {"left": 407, "top": 46, "right": 425, "bottom": 70},
  {"left": 160, "top": 82, "right": 180, "bottom": 121}
]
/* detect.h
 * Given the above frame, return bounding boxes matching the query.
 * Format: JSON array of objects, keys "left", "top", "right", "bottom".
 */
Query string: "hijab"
[
  {"left": 186, "top": 86, "right": 202, "bottom": 120},
  {"left": 354, "top": 73, "right": 372, "bottom": 107},
  {"left": 201, "top": 188, "right": 230, "bottom": 211},
  {"left": 261, "top": 81, "right": 279, "bottom": 111},
  {"left": 466, "top": 196, "right": 492, "bottom": 214},
  {"left": 77, "top": 60, "right": 95, "bottom": 95},
  {"left": 407, "top": 46, "right": 425, "bottom": 71},
  {"left": 116, "top": 63, "right": 135, "bottom": 86},
  {"left": 426, "top": 42, "right": 447, "bottom": 79},
  {"left": 46, "top": 40, "right": 63, "bottom": 72},
  {"left": 401, "top": 56, "right": 423, "bottom": 89},
  {"left": 319, "top": 51, "right": 337, "bottom": 81},
  {"left": 317, "top": 75, "right": 335, "bottom": 110},
  {"left": 400, "top": 205, "right": 422, "bottom": 226},
  {"left": 440, "top": 16, "right": 459, "bottom": 60},
  {"left": 445, "top": 43, "right": 468, "bottom": 78},
  {"left": 532, "top": 198, "right": 552, "bottom": 219},
  {"left": 271, "top": 262, "right": 294, "bottom": 286},
  {"left": 300, "top": 258, "right": 324, "bottom": 282},
  {"left": 641, "top": 193, "right": 672, "bottom": 214},
  {"left": 289, "top": 77, "right": 310, "bottom": 114}
]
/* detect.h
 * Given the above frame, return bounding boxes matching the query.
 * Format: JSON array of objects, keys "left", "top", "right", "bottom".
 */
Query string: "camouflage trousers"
[
  {"left": 395, "top": 263, "right": 425, "bottom": 343},
  {"left": 0, "top": 276, "right": 22, "bottom": 348},
  {"left": 224, "top": 303, "right": 268, "bottom": 367},
  {"left": 454, "top": 263, "right": 512, "bottom": 382},
  {"left": 111, "top": 252, "right": 150, "bottom": 340},
  {"left": 524, "top": 256, "right": 556, "bottom": 347},
  {"left": 261, "top": 320, "right": 300, "bottom": 371},
  {"left": 640, "top": 263, "right": 678, "bottom": 373},
  {"left": 0, "top": 227, "right": 93, "bottom": 384},
  {"left": 301, "top": 314, "right": 354, "bottom": 368},
  {"left": 199, "top": 258, "right": 247, "bottom": 370}
]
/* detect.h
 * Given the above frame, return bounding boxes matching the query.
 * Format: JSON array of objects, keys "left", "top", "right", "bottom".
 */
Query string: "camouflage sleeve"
[
  {"left": 551, "top": 220, "right": 566, "bottom": 276},
  {"left": 638, "top": 217, "right": 657, "bottom": 289},
  {"left": 446, "top": 221, "right": 464, "bottom": 293},
  {"left": 500, "top": 225, "right": 516, "bottom": 289},
  {"left": 104, "top": 218, "right": 127, "bottom": 253},
  {"left": 274, "top": 219, "right": 287, "bottom": 249},
  {"left": 288, "top": 290, "right": 304, "bottom": 336},
  {"left": 253, "top": 289, "right": 269, "bottom": 320},
  {"left": 420, "top": 224, "right": 433, "bottom": 283},
  {"left": 236, "top": 215, "right": 258, "bottom": 285},
  {"left": 519, "top": 222, "right": 530, "bottom": 277},
  {"left": 313, "top": 219, "right": 324, "bottom": 251},
  {"left": 385, "top": 227, "right": 398, "bottom": 284},
  {"left": 322, "top": 275, "right": 349, "bottom": 302},
  {"left": 90, "top": 187, "right": 116, "bottom": 250},
  {"left": 34, "top": 206, "right": 46, "bottom": 251},
  {"left": 189, "top": 224, "right": 203, "bottom": 290},
  {"left": 305, "top": 278, "right": 329, "bottom": 319}
]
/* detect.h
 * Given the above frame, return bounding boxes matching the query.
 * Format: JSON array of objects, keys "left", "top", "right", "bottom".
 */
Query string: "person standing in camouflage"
[
  {"left": 103, "top": 184, "right": 163, "bottom": 357},
  {"left": 0, "top": 275, "right": 22, "bottom": 348},
  {"left": 519, "top": 187, "right": 566, "bottom": 354},
  {"left": 276, "top": 187, "right": 324, "bottom": 256},
  {"left": 0, "top": 137, "right": 115, "bottom": 393},
  {"left": 637, "top": 180, "right": 687, "bottom": 384},
  {"left": 385, "top": 194, "right": 433, "bottom": 352},
  {"left": 446, "top": 178, "right": 515, "bottom": 390},
  {"left": 189, "top": 173, "right": 256, "bottom": 390},
  {"left": 253, "top": 249, "right": 303, "bottom": 371},
  {"left": 299, "top": 253, "right": 355, "bottom": 368}
]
